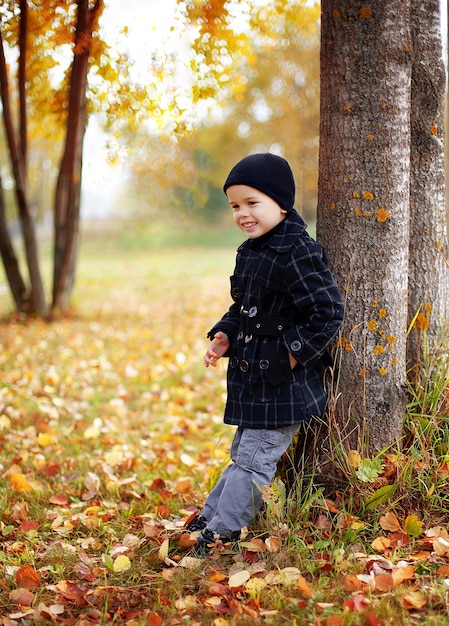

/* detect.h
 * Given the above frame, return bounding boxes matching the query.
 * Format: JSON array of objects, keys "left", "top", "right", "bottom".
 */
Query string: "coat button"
[
  {"left": 240, "top": 360, "right": 249, "bottom": 372},
  {"left": 290, "top": 340, "right": 301, "bottom": 351},
  {"left": 231, "top": 287, "right": 240, "bottom": 299},
  {"left": 230, "top": 356, "right": 239, "bottom": 368},
  {"left": 259, "top": 359, "right": 270, "bottom": 370}
]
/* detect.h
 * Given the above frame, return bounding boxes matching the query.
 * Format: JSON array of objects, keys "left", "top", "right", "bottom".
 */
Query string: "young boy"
[{"left": 187, "top": 153, "right": 344, "bottom": 556}]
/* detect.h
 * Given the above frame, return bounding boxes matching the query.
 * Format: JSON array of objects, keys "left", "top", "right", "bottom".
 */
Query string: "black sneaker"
[
  {"left": 186, "top": 514, "right": 208, "bottom": 533},
  {"left": 193, "top": 528, "right": 240, "bottom": 557}
]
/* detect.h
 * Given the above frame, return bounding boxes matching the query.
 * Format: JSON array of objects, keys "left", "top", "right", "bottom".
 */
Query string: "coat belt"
[{"left": 239, "top": 312, "right": 291, "bottom": 337}]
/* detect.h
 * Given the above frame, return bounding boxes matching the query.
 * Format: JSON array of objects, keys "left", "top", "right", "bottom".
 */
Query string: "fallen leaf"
[
  {"left": 113, "top": 555, "right": 131, "bottom": 572},
  {"left": 379, "top": 511, "right": 402, "bottom": 532},
  {"left": 371, "top": 536, "right": 391, "bottom": 553},
  {"left": 399, "top": 591, "right": 427, "bottom": 610},
  {"left": 348, "top": 449, "right": 361, "bottom": 468},
  {"left": 228, "top": 570, "right": 251, "bottom": 589},
  {"left": 157, "top": 538, "right": 169, "bottom": 561},
  {"left": 9, "top": 588, "right": 35, "bottom": 607},
  {"left": 374, "top": 573, "right": 394, "bottom": 592},
  {"left": 344, "top": 573, "right": 362, "bottom": 592},
  {"left": 147, "top": 613, "right": 164, "bottom": 626},
  {"left": 265, "top": 536, "right": 281, "bottom": 552},
  {"left": 297, "top": 574, "right": 313, "bottom": 598},
  {"left": 433, "top": 536, "right": 449, "bottom": 557},
  {"left": 391, "top": 566, "right": 415, "bottom": 585},
  {"left": 175, "top": 595, "right": 198, "bottom": 610},
  {"left": 15, "top": 565, "right": 41, "bottom": 591}
]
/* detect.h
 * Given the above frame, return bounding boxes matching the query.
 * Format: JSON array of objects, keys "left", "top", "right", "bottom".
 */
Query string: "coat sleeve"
[
  {"left": 282, "top": 242, "right": 344, "bottom": 367},
  {"left": 206, "top": 273, "right": 242, "bottom": 343}
]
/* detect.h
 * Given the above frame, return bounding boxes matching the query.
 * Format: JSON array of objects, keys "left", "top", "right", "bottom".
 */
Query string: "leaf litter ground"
[{"left": 1, "top": 247, "right": 449, "bottom": 625}]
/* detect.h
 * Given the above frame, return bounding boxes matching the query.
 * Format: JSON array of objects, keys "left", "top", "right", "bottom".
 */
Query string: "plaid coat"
[{"left": 208, "top": 210, "right": 344, "bottom": 429}]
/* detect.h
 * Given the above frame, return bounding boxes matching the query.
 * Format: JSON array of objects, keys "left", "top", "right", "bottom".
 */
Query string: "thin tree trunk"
[
  {"left": 317, "top": 1, "right": 412, "bottom": 453},
  {"left": 407, "top": 0, "right": 448, "bottom": 374},
  {"left": 19, "top": 0, "right": 28, "bottom": 166},
  {"left": 0, "top": 23, "right": 47, "bottom": 317},
  {"left": 0, "top": 172, "right": 28, "bottom": 312},
  {"left": 52, "top": 0, "right": 102, "bottom": 312}
]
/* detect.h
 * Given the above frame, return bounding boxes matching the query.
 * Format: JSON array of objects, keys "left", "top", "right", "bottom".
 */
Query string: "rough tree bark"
[
  {"left": 407, "top": 0, "right": 448, "bottom": 374},
  {"left": 316, "top": 1, "right": 412, "bottom": 453}
]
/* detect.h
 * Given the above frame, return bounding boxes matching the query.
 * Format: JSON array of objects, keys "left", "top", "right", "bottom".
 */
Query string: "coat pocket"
[{"left": 256, "top": 340, "right": 293, "bottom": 387}]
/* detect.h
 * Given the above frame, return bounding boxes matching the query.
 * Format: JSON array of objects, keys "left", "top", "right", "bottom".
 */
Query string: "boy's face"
[{"left": 226, "top": 185, "right": 287, "bottom": 239}]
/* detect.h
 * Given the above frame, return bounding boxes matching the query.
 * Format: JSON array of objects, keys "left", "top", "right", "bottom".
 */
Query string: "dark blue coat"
[{"left": 208, "top": 210, "right": 344, "bottom": 429}]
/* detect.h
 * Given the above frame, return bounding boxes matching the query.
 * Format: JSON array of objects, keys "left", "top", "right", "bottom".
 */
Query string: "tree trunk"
[
  {"left": 0, "top": 172, "right": 28, "bottom": 312},
  {"left": 52, "top": 0, "right": 102, "bottom": 313},
  {"left": 317, "top": 1, "right": 412, "bottom": 453},
  {"left": 407, "top": 0, "right": 448, "bottom": 374},
  {"left": 0, "top": 23, "right": 47, "bottom": 317}
]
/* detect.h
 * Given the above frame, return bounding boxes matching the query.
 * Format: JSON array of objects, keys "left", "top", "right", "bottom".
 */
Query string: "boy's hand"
[{"left": 204, "top": 331, "right": 230, "bottom": 367}]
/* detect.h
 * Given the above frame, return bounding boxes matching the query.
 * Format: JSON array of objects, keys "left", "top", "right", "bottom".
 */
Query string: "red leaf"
[{"left": 18, "top": 521, "right": 39, "bottom": 533}]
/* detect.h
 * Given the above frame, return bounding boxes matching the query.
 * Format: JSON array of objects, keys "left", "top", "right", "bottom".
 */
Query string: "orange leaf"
[
  {"left": 392, "top": 566, "right": 415, "bottom": 585},
  {"left": 265, "top": 536, "right": 281, "bottom": 552},
  {"left": 344, "top": 573, "right": 362, "bottom": 592},
  {"left": 297, "top": 574, "right": 313, "bottom": 598},
  {"left": 374, "top": 573, "right": 394, "bottom": 592},
  {"left": 437, "top": 565, "right": 449, "bottom": 577},
  {"left": 147, "top": 613, "right": 163, "bottom": 626},
  {"left": 326, "top": 617, "right": 344, "bottom": 626},
  {"left": 399, "top": 591, "right": 427, "bottom": 610},
  {"left": 157, "top": 505, "right": 171, "bottom": 519},
  {"left": 209, "top": 571, "right": 228, "bottom": 583},
  {"left": 49, "top": 494, "right": 69, "bottom": 506},
  {"left": 15, "top": 565, "right": 41, "bottom": 591},
  {"left": 379, "top": 511, "right": 402, "bottom": 532}
]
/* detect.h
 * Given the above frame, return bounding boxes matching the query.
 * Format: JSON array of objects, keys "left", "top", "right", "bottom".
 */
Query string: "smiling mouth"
[{"left": 242, "top": 222, "right": 257, "bottom": 229}]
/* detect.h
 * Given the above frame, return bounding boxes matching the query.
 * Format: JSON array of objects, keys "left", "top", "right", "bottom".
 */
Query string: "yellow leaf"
[
  {"left": 403, "top": 514, "right": 423, "bottom": 538},
  {"left": 113, "top": 555, "right": 131, "bottom": 572},
  {"left": 348, "top": 449, "right": 361, "bottom": 468},
  {"left": 379, "top": 511, "right": 402, "bottom": 532},
  {"left": 245, "top": 577, "right": 267, "bottom": 591},
  {"left": 10, "top": 473, "right": 33, "bottom": 493},
  {"left": 158, "top": 538, "right": 169, "bottom": 561},
  {"left": 279, "top": 567, "right": 302, "bottom": 585},
  {"left": 37, "top": 432, "right": 55, "bottom": 446},
  {"left": 371, "top": 536, "right": 391, "bottom": 553},
  {"left": 228, "top": 570, "right": 251, "bottom": 589}
]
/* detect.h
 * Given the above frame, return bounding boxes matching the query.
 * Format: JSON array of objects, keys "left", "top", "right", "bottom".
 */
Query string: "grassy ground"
[{"left": 1, "top": 225, "right": 449, "bottom": 625}]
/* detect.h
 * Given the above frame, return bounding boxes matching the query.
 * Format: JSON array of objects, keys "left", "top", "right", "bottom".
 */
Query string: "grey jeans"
[{"left": 200, "top": 424, "right": 298, "bottom": 536}]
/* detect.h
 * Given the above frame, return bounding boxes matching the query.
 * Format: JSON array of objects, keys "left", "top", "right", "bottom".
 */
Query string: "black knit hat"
[{"left": 223, "top": 153, "right": 295, "bottom": 212}]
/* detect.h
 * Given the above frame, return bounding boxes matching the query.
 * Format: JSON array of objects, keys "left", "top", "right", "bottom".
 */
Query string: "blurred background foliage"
[{"left": 0, "top": 0, "right": 320, "bottom": 248}]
